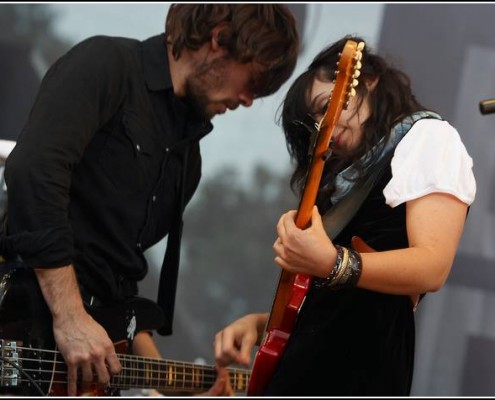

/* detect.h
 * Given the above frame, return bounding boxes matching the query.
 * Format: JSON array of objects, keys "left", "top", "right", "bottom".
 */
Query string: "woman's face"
[{"left": 308, "top": 78, "right": 372, "bottom": 157}]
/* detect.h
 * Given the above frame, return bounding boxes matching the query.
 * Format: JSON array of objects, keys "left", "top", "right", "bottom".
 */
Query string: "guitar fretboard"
[
  {"left": 1, "top": 344, "right": 250, "bottom": 395},
  {"left": 113, "top": 353, "right": 250, "bottom": 393}
]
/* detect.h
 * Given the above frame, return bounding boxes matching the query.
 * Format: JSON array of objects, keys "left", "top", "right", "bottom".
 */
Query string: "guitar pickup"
[{"left": 0, "top": 340, "right": 21, "bottom": 387}]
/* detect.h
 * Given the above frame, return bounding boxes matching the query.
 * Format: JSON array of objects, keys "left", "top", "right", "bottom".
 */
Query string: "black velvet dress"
[{"left": 264, "top": 165, "right": 416, "bottom": 396}]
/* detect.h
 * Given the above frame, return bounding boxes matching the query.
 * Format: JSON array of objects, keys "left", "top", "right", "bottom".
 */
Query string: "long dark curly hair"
[{"left": 279, "top": 35, "right": 429, "bottom": 207}]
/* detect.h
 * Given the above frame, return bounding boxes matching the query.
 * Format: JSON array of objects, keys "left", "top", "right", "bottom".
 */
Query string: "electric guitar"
[
  {"left": 0, "top": 264, "right": 250, "bottom": 396},
  {"left": 247, "top": 40, "right": 365, "bottom": 396}
]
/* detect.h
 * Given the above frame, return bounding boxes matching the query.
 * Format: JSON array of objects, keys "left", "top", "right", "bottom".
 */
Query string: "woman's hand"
[{"left": 273, "top": 206, "right": 337, "bottom": 278}]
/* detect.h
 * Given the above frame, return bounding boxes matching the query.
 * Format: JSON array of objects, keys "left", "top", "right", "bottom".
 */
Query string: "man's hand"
[
  {"left": 53, "top": 309, "right": 122, "bottom": 395},
  {"left": 35, "top": 265, "right": 121, "bottom": 395},
  {"left": 195, "top": 367, "right": 234, "bottom": 396}
]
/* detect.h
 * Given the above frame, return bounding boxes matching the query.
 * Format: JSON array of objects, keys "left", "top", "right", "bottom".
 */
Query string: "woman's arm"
[
  {"left": 274, "top": 193, "right": 468, "bottom": 296},
  {"left": 358, "top": 192, "right": 468, "bottom": 295}
]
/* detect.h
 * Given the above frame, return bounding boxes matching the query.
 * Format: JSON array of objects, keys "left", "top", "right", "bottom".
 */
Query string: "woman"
[{"left": 213, "top": 35, "right": 476, "bottom": 396}]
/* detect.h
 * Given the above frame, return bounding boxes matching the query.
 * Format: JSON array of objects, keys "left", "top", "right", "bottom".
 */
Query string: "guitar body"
[
  {"left": 247, "top": 240, "right": 370, "bottom": 395},
  {"left": 247, "top": 273, "right": 311, "bottom": 396}
]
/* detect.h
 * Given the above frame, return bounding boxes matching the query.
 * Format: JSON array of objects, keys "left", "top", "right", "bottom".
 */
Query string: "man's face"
[{"left": 184, "top": 55, "right": 261, "bottom": 120}]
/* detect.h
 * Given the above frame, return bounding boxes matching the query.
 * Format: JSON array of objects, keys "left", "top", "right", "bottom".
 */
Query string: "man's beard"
[{"left": 183, "top": 57, "right": 226, "bottom": 120}]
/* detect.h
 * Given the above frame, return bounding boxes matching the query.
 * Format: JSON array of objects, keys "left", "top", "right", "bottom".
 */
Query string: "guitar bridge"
[{"left": 0, "top": 340, "right": 21, "bottom": 387}]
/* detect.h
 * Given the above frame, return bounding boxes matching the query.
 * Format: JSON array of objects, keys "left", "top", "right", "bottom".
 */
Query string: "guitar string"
[
  {"left": 12, "top": 345, "right": 250, "bottom": 373},
  {"left": 9, "top": 352, "right": 251, "bottom": 379},
  {"left": 11, "top": 372, "right": 250, "bottom": 392},
  {"left": 11, "top": 361, "right": 249, "bottom": 382},
  {"left": 11, "top": 366, "right": 250, "bottom": 392},
  {"left": 12, "top": 344, "right": 251, "bottom": 373}
]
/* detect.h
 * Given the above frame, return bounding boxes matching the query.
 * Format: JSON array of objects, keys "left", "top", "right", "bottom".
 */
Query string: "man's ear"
[{"left": 210, "top": 23, "right": 230, "bottom": 53}]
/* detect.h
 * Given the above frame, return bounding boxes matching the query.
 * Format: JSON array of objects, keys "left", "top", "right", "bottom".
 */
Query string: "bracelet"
[
  {"left": 337, "top": 247, "right": 363, "bottom": 288},
  {"left": 313, "top": 245, "right": 362, "bottom": 290},
  {"left": 313, "top": 245, "right": 344, "bottom": 289}
]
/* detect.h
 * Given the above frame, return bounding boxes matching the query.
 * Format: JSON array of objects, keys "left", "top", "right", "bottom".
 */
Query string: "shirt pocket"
[{"left": 98, "top": 112, "right": 155, "bottom": 194}]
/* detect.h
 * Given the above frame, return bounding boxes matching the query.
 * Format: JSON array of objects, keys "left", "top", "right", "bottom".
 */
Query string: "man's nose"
[{"left": 239, "top": 92, "right": 254, "bottom": 107}]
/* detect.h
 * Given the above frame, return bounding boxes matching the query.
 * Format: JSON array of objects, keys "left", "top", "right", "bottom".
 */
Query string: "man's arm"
[{"left": 34, "top": 265, "right": 121, "bottom": 396}]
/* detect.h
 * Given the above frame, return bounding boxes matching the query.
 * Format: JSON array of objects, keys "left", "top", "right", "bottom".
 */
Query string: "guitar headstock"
[
  {"left": 317, "top": 40, "right": 365, "bottom": 131},
  {"left": 343, "top": 40, "right": 365, "bottom": 109}
]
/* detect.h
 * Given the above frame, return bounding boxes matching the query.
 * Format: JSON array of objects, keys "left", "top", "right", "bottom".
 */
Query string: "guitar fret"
[
  {"left": 153, "top": 359, "right": 159, "bottom": 388},
  {"left": 181, "top": 364, "right": 187, "bottom": 389},
  {"left": 167, "top": 363, "right": 175, "bottom": 388}
]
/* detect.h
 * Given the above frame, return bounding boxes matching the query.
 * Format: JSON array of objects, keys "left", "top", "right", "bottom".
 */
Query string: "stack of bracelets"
[{"left": 313, "top": 245, "right": 363, "bottom": 290}]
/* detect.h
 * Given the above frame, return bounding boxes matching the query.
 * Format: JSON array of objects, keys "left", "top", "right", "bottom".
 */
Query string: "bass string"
[{"left": 7, "top": 346, "right": 250, "bottom": 384}]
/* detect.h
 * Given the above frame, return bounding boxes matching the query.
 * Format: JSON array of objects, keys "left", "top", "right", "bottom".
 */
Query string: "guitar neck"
[
  {"left": 264, "top": 40, "right": 363, "bottom": 334},
  {"left": 113, "top": 353, "right": 250, "bottom": 393},
  {"left": 6, "top": 344, "right": 250, "bottom": 395}
]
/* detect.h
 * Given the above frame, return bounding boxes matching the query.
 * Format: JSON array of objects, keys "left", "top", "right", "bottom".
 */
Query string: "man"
[{"left": 0, "top": 4, "right": 299, "bottom": 396}]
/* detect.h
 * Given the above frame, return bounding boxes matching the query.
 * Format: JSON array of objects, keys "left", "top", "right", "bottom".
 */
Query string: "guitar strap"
[
  {"left": 322, "top": 153, "right": 391, "bottom": 239},
  {"left": 156, "top": 146, "right": 189, "bottom": 336},
  {"left": 322, "top": 111, "right": 442, "bottom": 239}
]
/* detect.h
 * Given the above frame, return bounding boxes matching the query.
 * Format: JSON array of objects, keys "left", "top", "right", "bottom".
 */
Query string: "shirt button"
[
  {"left": 152, "top": 195, "right": 157, "bottom": 202},
  {"left": 165, "top": 147, "right": 169, "bottom": 153},
  {"left": 136, "top": 144, "right": 141, "bottom": 152},
  {"left": 137, "top": 242, "right": 142, "bottom": 249}
]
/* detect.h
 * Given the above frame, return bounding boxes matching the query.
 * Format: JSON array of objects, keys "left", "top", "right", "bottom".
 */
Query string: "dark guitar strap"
[
  {"left": 156, "top": 146, "right": 189, "bottom": 336},
  {"left": 322, "top": 153, "right": 391, "bottom": 239}
]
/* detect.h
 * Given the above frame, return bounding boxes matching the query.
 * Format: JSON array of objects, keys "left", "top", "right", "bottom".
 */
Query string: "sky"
[{"left": 48, "top": 2, "right": 385, "bottom": 186}]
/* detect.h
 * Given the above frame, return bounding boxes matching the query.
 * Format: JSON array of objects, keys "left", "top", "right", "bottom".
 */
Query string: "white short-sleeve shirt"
[{"left": 383, "top": 119, "right": 476, "bottom": 207}]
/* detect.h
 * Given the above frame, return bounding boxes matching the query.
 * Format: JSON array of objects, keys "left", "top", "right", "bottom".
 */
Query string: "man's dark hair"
[{"left": 165, "top": 4, "right": 300, "bottom": 98}]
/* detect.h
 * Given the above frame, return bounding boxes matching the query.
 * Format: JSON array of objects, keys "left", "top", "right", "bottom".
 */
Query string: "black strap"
[
  {"left": 322, "top": 153, "right": 391, "bottom": 239},
  {"left": 156, "top": 147, "right": 189, "bottom": 336}
]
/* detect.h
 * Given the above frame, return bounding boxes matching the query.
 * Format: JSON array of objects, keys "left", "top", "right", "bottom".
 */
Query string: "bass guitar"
[
  {"left": 247, "top": 39, "right": 365, "bottom": 396},
  {"left": 0, "top": 264, "right": 250, "bottom": 396}
]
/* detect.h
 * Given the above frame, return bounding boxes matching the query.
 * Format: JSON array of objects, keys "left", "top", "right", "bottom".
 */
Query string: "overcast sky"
[{"left": 48, "top": 2, "right": 385, "bottom": 185}]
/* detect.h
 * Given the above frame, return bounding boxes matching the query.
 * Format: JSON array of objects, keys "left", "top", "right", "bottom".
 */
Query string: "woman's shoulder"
[{"left": 401, "top": 116, "right": 463, "bottom": 147}]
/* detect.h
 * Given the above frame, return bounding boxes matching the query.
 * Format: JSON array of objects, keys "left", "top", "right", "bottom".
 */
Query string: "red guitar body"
[{"left": 248, "top": 274, "right": 312, "bottom": 395}]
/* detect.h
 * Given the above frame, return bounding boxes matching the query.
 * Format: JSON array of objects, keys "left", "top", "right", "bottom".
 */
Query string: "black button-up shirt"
[{"left": 2, "top": 34, "right": 213, "bottom": 308}]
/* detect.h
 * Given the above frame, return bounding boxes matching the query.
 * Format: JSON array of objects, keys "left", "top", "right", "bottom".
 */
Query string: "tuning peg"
[
  {"left": 351, "top": 79, "right": 359, "bottom": 87},
  {"left": 355, "top": 60, "right": 362, "bottom": 70},
  {"left": 349, "top": 88, "right": 356, "bottom": 98},
  {"left": 357, "top": 42, "right": 365, "bottom": 51},
  {"left": 353, "top": 69, "right": 361, "bottom": 78},
  {"left": 355, "top": 52, "right": 363, "bottom": 61}
]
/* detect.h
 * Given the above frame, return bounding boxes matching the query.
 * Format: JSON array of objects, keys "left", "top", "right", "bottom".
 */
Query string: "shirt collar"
[
  {"left": 141, "top": 33, "right": 214, "bottom": 138},
  {"left": 142, "top": 33, "right": 173, "bottom": 91}
]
